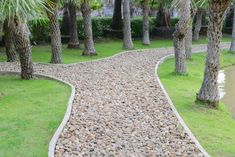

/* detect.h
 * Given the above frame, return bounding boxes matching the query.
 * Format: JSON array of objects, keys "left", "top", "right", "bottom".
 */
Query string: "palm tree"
[
  {"left": 142, "top": 0, "right": 151, "bottom": 45},
  {"left": 123, "top": 0, "right": 134, "bottom": 49},
  {"left": 193, "top": 8, "right": 204, "bottom": 41},
  {"left": 110, "top": 0, "right": 123, "bottom": 30},
  {"left": 230, "top": 0, "right": 235, "bottom": 52},
  {"left": 67, "top": 2, "right": 80, "bottom": 49},
  {"left": 197, "top": 0, "right": 231, "bottom": 108},
  {"left": 3, "top": 20, "right": 17, "bottom": 62},
  {"left": 0, "top": 0, "right": 46, "bottom": 79},
  {"left": 173, "top": 0, "right": 191, "bottom": 74},
  {"left": 81, "top": 0, "right": 97, "bottom": 55},
  {"left": 193, "top": 0, "right": 208, "bottom": 41},
  {"left": 46, "top": 0, "right": 63, "bottom": 64},
  {"left": 185, "top": 4, "right": 197, "bottom": 59}
]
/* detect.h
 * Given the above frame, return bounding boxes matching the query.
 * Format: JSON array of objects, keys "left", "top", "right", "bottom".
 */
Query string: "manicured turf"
[
  {"left": 0, "top": 37, "right": 232, "bottom": 64},
  {"left": 158, "top": 50, "right": 235, "bottom": 157},
  {"left": 0, "top": 75, "right": 71, "bottom": 157}
]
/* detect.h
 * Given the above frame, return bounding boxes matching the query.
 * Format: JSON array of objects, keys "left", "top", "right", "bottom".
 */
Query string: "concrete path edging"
[{"left": 154, "top": 54, "right": 211, "bottom": 157}]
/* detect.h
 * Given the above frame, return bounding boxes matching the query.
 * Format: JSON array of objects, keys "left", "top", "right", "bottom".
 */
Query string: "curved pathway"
[{"left": 0, "top": 43, "right": 230, "bottom": 156}]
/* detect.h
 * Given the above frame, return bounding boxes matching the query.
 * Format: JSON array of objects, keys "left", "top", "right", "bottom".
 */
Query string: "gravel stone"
[{"left": 0, "top": 43, "right": 229, "bottom": 156}]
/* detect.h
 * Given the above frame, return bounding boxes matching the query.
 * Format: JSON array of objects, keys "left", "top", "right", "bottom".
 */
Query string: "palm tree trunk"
[
  {"left": 110, "top": 0, "right": 123, "bottom": 30},
  {"left": 46, "top": 1, "right": 63, "bottom": 64},
  {"left": 13, "top": 18, "right": 33, "bottom": 80},
  {"left": 193, "top": 9, "right": 203, "bottom": 41},
  {"left": 81, "top": 0, "right": 96, "bottom": 56},
  {"left": 3, "top": 20, "right": 17, "bottom": 62},
  {"left": 142, "top": 0, "right": 150, "bottom": 45},
  {"left": 197, "top": 0, "right": 231, "bottom": 108},
  {"left": 123, "top": 0, "right": 133, "bottom": 49},
  {"left": 230, "top": 1, "right": 235, "bottom": 52},
  {"left": 156, "top": 4, "right": 171, "bottom": 27},
  {"left": 173, "top": 0, "right": 190, "bottom": 74},
  {"left": 185, "top": 23, "right": 192, "bottom": 59},
  {"left": 68, "top": 2, "right": 80, "bottom": 49}
]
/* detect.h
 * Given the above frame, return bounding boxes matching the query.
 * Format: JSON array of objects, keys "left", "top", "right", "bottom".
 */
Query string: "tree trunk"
[
  {"left": 230, "top": 1, "right": 235, "bottom": 52},
  {"left": 68, "top": 2, "right": 80, "bottom": 49},
  {"left": 123, "top": 0, "right": 134, "bottom": 49},
  {"left": 3, "top": 20, "right": 17, "bottom": 62},
  {"left": 193, "top": 9, "right": 203, "bottom": 41},
  {"left": 61, "top": 4, "right": 70, "bottom": 36},
  {"left": 110, "top": 0, "right": 123, "bottom": 30},
  {"left": 197, "top": 0, "right": 231, "bottom": 108},
  {"left": 156, "top": 4, "right": 171, "bottom": 27},
  {"left": 185, "top": 8, "right": 197, "bottom": 59},
  {"left": 46, "top": 1, "right": 63, "bottom": 64},
  {"left": 12, "top": 18, "right": 33, "bottom": 80},
  {"left": 130, "top": 2, "right": 135, "bottom": 18},
  {"left": 185, "top": 22, "right": 192, "bottom": 59},
  {"left": 173, "top": 0, "right": 191, "bottom": 74},
  {"left": 81, "top": 1, "right": 97, "bottom": 56},
  {"left": 142, "top": 0, "right": 151, "bottom": 45}
]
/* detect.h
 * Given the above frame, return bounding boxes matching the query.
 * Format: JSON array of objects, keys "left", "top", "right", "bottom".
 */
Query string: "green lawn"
[
  {"left": 0, "top": 37, "right": 232, "bottom": 64},
  {"left": 0, "top": 75, "right": 71, "bottom": 157},
  {"left": 158, "top": 50, "right": 235, "bottom": 157}
]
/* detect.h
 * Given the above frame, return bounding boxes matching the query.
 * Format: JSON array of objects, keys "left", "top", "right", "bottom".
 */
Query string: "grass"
[
  {"left": 0, "top": 36, "right": 232, "bottom": 64},
  {"left": 158, "top": 50, "right": 235, "bottom": 157},
  {"left": 0, "top": 75, "right": 71, "bottom": 157}
]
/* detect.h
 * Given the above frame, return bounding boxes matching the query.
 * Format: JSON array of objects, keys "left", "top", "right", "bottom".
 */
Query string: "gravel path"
[{"left": 0, "top": 43, "right": 230, "bottom": 157}]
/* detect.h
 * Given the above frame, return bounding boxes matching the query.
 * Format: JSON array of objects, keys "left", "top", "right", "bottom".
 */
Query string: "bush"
[
  {"left": 29, "top": 16, "right": 211, "bottom": 44},
  {"left": 131, "top": 17, "right": 156, "bottom": 37},
  {"left": 29, "top": 18, "right": 50, "bottom": 44}
]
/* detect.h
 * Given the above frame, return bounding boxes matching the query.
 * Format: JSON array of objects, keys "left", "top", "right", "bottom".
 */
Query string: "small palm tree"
[
  {"left": 0, "top": 0, "right": 46, "bottom": 79},
  {"left": 123, "top": 0, "right": 134, "bottom": 49},
  {"left": 141, "top": 0, "right": 151, "bottom": 45},
  {"left": 81, "top": 0, "right": 97, "bottom": 55},
  {"left": 67, "top": 1, "right": 80, "bottom": 49},
  {"left": 197, "top": 0, "right": 231, "bottom": 107},
  {"left": 45, "top": 0, "right": 63, "bottom": 63},
  {"left": 172, "top": 0, "right": 191, "bottom": 74}
]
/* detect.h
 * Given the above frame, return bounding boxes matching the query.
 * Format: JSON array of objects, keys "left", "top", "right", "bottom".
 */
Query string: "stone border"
[
  {"left": 0, "top": 71, "right": 76, "bottom": 157},
  {"left": 154, "top": 54, "right": 211, "bottom": 157}
]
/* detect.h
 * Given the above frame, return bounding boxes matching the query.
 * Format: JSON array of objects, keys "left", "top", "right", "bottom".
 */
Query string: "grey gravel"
[{"left": 0, "top": 43, "right": 230, "bottom": 157}]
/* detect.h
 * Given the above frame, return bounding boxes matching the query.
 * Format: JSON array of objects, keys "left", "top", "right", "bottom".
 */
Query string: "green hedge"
[{"left": 29, "top": 17, "right": 181, "bottom": 44}]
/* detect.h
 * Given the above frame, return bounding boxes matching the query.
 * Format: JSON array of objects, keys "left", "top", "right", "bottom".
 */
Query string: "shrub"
[
  {"left": 28, "top": 16, "right": 212, "bottom": 44},
  {"left": 29, "top": 18, "right": 50, "bottom": 44},
  {"left": 131, "top": 17, "right": 156, "bottom": 37}
]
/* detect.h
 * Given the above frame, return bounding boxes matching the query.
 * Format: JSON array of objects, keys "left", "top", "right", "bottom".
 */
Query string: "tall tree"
[
  {"left": 81, "top": 0, "right": 97, "bottom": 55},
  {"left": 61, "top": 4, "right": 70, "bottom": 36},
  {"left": 67, "top": 2, "right": 80, "bottom": 49},
  {"left": 193, "top": 8, "right": 204, "bottom": 41},
  {"left": 123, "top": 0, "right": 134, "bottom": 49},
  {"left": 0, "top": 0, "right": 45, "bottom": 79},
  {"left": 3, "top": 20, "right": 17, "bottom": 62},
  {"left": 156, "top": 4, "right": 171, "bottom": 27},
  {"left": 173, "top": 0, "right": 191, "bottom": 74},
  {"left": 142, "top": 0, "right": 151, "bottom": 45},
  {"left": 230, "top": 0, "right": 235, "bottom": 52},
  {"left": 197, "top": 0, "right": 231, "bottom": 108},
  {"left": 185, "top": 6, "right": 197, "bottom": 59},
  {"left": 110, "top": 0, "right": 123, "bottom": 30},
  {"left": 13, "top": 18, "right": 34, "bottom": 79},
  {"left": 46, "top": 0, "right": 63, "bottom": 64}
]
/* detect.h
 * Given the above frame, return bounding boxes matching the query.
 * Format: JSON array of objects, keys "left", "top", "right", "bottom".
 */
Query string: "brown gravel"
[{"left": 0, "top": 43, "right": 230, "bottom": 156}]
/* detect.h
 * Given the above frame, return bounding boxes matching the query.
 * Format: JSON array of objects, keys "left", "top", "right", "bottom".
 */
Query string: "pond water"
[{"left": 219, "top": 66, "right": 235, "bottom": 118}]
